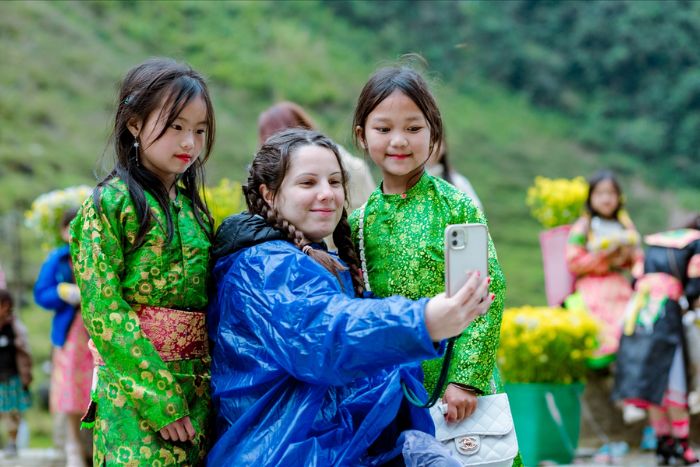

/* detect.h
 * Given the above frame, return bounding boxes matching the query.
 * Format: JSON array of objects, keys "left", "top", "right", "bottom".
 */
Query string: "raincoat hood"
[{"left": 211, "top": 212, "right": 286, "bottom": 261}]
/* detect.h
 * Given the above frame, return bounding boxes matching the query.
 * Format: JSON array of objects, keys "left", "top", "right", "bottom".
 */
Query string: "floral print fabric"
[{"left": 70, "top": 178, "right": 211, "bottom": 466}]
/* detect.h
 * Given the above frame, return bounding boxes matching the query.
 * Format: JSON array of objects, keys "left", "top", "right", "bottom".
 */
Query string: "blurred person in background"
[
  {"left": 0, "top": 289, "right": 32, "bottom": 459},
  {"left": 34, "top": 208, "right": 91, "bottom": 467},
  {"left": 566, "top": 170, "right": 643, "bottom": 369},
  {"left": 613, "top": 214, "right": 700, "bottom": 465},
  {"left": 426, "top": 134, "right": 483, "bottom": 212}
]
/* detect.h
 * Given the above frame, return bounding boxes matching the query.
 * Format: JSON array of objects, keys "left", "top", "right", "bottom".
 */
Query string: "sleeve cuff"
[
  {"left": 142, "top": 395, "right": 189, "bottom": 431},
  {"left": 447, "top": 381, "right": 485, "bottom": 396}
]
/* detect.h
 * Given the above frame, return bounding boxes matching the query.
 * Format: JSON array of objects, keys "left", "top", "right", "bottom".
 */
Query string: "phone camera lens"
[
  {"left": 452, "top": 231, "right": 458, "bottom": 237},
  {"left": 452, "top": 239, "right": 458, "bottom": 246}
]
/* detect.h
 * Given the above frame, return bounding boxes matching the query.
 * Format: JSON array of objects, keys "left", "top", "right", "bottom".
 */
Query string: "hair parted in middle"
[
  {"left": 243, "top": 128, "right": 364, "bottom": 297},
  {"left": 352, "top": 64, "right": 443, "bottom": 159}
]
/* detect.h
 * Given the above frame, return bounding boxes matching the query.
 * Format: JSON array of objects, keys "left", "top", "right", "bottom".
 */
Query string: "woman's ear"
[
  {"left": 127, "top": 118, "right": 142, "bottom": 138},
  {"left": 260, "top": 184, "right": 274, "bottom": 206},
  {"left": 354, "top": 125, "right": 366, "bottom": 150}
]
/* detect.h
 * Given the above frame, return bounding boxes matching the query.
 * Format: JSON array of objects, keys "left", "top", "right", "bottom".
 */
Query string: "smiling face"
[
  {"left": 357, "top": 90, "right": 431, "bottom": 194},
  {"left": 129, "top": 94, "right": 208, "bottom": 191},
  {"left": 262, "top": 144, "right": 345, "bottom": 242},
  {"left": 589, "top": 178, "right": 621, "bottom": 219}
]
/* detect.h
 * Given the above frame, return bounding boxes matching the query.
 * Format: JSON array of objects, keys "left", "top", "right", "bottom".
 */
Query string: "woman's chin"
[{"left": 306, "top": 229, "right": 334, "bottom": 243}]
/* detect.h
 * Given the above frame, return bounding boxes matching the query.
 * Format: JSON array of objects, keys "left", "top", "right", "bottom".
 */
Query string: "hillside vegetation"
[{"left": 1, "top": 0, "right": 697, "bottom": 308}]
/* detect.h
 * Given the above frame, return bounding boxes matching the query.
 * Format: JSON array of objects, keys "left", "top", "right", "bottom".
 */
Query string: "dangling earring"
[{"left": 132, "top": 140, "right": 140, "bottom": 167}]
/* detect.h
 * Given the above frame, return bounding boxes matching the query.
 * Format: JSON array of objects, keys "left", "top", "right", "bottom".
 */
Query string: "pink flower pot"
[{"left": 539, "top": 225, "right": 576, "bottom": 307}]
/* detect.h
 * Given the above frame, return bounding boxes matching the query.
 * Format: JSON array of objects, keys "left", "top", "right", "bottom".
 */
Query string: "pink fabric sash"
[{"left": 89, "top": 305, "right": 208, "bottom": 366}]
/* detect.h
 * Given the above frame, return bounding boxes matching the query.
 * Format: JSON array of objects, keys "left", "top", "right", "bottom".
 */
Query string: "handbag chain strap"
[{"left": 357, "top": 202, "right": 456, "bottom": 408}]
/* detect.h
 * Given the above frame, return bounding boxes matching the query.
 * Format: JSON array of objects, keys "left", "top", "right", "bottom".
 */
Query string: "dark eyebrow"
[
  {"left": 370, "top": 116, "right": 424, "bottom": 123},
  {"left": 175, "top": 116, "right": 208, "bottom": 125}
]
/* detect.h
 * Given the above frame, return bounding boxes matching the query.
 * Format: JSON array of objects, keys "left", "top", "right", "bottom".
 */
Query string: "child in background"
[
  {"left": 34, "top": 208, "right": 92, "bottom": 467},
  {"left": 426, "top": 134, "right": 484, "bottom": 212},
  {"left": 566, "top": 170, "right": 643, "bottom": 368},
  {"left": 349, "top": 64, "right": 508, "bottom": 431},
  {"left": 70, "top": 57, "right": 216, "bottom": 465},
  {"left": 0, "top": 289, "right": 32, "bottom": 458}
]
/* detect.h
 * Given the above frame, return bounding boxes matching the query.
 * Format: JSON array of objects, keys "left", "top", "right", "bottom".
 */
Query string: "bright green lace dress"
[
  {"left": 350, "top": 173, "right": 522, "bottom": 466},
  {"left": 70, "top": 179, "right": 211, "bottom": 466}
]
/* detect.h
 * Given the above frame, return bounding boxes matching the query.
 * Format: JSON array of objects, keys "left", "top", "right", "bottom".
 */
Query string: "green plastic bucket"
[{"left": 505, "top": 382, "right": 584, "bottom": 467}]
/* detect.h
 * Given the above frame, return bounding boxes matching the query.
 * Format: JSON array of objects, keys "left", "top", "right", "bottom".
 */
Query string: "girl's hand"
[
  {"left": 159, "top": 416, "right": 196, "bottom": 442},
  {"left": 443, "top": 383, "right": 477, "bottom": 423},
  {"left": 424, "top": 271, "right": 492, "bottom": 342}
]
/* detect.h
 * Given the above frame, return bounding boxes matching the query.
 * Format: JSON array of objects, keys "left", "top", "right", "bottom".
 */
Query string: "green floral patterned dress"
[
  {"left": 70, "top": 178, "right": 211, "bottom": 466},
  {"left": 349, "top": 173, "right": 506, "bottom": 396}
]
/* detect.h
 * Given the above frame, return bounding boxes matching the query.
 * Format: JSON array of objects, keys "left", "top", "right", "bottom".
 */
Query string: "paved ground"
[
  {"left": 0, "top": 447, "right": 664, "bottom": 467},
  {"left": 565, "top": 447, "right": 656, "bottom": 466}
]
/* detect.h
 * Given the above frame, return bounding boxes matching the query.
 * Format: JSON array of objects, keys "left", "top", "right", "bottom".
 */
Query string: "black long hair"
[
  {"left": 435, "top": 136, "right": 455, "bottom": 186},
  {"left": 243, "top": 128, "right": 364, "bottom": 297},
  {"left": 95, "top": 57, "right": 216, "bottom": 250}
]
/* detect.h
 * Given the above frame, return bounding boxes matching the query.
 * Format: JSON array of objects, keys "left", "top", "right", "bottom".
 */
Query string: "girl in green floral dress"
[
  {"left": 350, "top": 64, "right": 522, "bottom": 466},
  {"left": 70, "top": 58, "right": 216, "bottom": 466}
]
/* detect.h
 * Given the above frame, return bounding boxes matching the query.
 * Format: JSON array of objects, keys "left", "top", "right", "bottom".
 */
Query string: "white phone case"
[{"left": 445, "top": 224, "right": 489, "bottom": 297}]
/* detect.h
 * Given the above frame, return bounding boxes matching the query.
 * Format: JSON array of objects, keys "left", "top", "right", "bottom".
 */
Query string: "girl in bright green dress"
[
  {"left": 70, "top": 58, "right": 216, "bottom": 466},
  {"left": 349, "top": 64, "right": 522, "bottom": 466}
]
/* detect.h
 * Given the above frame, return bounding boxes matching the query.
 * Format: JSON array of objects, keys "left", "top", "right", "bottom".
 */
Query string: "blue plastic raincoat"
[{"left": 208, "top": 214, "right": 442, "bottom": 466}]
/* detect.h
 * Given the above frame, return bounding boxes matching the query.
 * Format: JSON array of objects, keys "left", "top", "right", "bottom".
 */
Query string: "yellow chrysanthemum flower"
[
  {"left": 498, "top": 306, "right": 600, "bottom": 383},
  {"left": 526, "top": 176, "right": 587, "bottom": 228}
]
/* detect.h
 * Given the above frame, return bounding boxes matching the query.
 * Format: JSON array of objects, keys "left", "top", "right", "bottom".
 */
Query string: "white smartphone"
[{"left": 445, "top": 223, "right": 489, "bottom": 297}]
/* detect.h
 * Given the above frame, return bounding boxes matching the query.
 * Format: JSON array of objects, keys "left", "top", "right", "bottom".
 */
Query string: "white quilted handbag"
[{"left": 430, "top": 393, "right": 518, "bottom": 467}]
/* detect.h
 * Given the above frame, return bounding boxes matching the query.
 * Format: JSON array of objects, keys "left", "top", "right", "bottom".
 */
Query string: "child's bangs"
[{"left": 152, "top": 77, "right": 210, "bottom": 139}]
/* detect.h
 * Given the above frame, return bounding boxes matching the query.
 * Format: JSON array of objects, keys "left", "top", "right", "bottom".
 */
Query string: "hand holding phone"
[
  {"left": 424, "top": 269, "right": 492, "bottom": 341},
  {"left": 423, "top": 223, "right": 492, "bottom": 341}
]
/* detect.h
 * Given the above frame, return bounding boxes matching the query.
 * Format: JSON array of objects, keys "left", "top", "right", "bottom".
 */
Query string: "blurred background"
[{"left": 0, "top": 0, "right": 699, "bottom": 450}]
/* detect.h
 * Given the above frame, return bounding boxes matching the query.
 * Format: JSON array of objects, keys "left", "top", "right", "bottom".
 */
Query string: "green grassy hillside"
[{"left": 1, "top": 0, "right": 697, "bottom": 310}]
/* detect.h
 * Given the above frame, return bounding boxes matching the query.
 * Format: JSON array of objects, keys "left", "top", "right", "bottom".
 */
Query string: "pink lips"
[
  {"left": 387, "top": 154, "right": 411, "bottom": 159},
  {"left": 312, "top": 208, "right": 336, "bottom": 216}
]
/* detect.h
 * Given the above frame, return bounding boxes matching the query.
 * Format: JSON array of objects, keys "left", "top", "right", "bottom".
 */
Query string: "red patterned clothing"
[
  {"left": 50, "top": 313, "right": 92, "bottom": 414},
  {"left": 566, "top": 215, "right": 643, "bottom": 363}
]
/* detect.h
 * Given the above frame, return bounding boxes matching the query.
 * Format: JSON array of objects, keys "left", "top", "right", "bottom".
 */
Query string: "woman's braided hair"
[{"left": 243, "top": 128, "right": 365, "bottom": 296}]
